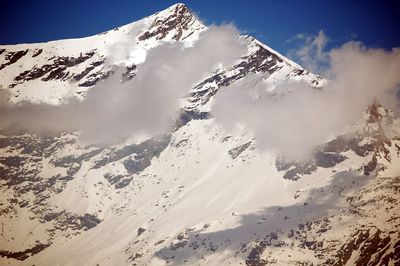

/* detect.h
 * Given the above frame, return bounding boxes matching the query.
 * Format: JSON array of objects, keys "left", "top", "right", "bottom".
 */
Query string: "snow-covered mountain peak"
[
  {"left": 0, "top": 3, "right": 207, "bottom": 104},
  {"left": 105, "top": 3, "right": 205, "bottom": 45},
  {"left": 0, "top": 3, "right": 399, "bottom": 266},
  {"left": 0, "top": 3, "right": 324, "bottom": 105}
]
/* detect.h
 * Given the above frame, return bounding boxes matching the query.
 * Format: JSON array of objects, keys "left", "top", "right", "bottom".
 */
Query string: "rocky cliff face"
[{"left": 0, "top": 3, "right": 399, "bottom": 266}]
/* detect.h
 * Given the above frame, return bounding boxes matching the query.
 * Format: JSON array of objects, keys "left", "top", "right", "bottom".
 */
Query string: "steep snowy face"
[{"left": 0, "top": 3, "right": 399, "bottom": 266}]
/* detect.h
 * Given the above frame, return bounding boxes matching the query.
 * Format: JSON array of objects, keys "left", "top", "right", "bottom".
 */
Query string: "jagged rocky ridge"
[{"left": 0, "top": 3, "right": 399, "bottom": 265}]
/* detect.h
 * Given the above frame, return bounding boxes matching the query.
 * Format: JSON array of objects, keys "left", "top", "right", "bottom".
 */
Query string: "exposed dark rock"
[
  {"left": 275, "top": 156, "right": 293, "bottom": 171},
  {"left": 0, "top": 49, "right": 29, "bottom": 70},
  {"left": 246, "top": 242, "right": 267, "bottom": 266},
  {"left": 307, "top": 134, "right": 375, "bottom": 161},
  {"left": 350, "top": 139, "right": 375, "bottom": 157},
  {"left": 93, "top": 135, "right": 171, "bottom": 181},
  {"left": 51, "top": 147, "right": 103, "bottom": 168},
  {"left": 367, "top": 103, "right": 385, "bottom": 124},
  {"left": 129, "top": 253, "right": 143, "bottom": 262},
  {"left": 39, "top": 211, "right": 101, "bottom": 231},
  {"left": 246, "top": 232, "right": 279, "bottom": 266},
  {"left": 326, "top": 228, "right": 394, "bottom": 266},
  {"left": 137, "top": 227, "right": 146, "bottom": 236},
  {"left": 104, "top": 173, "right": 132, "bottom": 189},
  {"left": 0, "top": 156, "right": 41, "bottom": 186},
  {"left": 32, "top": 49, "right": 43, "bottom": 57},
  {"left": 188, "top": 42, "right": 298, "bottom": 106},
  {"left": 0, "top": 242, "right": 51, "bottom": 261},
  {"left": 277, "top": 160, "right": 317, "bottom": 181},
  {"left": 122, "top": 63, "right": 137, "bottom": 81},
  {"left": 0, "top": 156, "right": 26, "bottom": 168},
  {"left": 174, "top": 110, "right": 210, "bottom": 130},
  {"left": 123, "top": 137, "right": 170, "bottom": 173},
  {"left": 314, "top": 152, "right": 347, "bottom": 168},
  {"left": 138, "top": 4, "right": 196, "bottom": 41},
  {"left": 364, "top": 156, "right": 377, "bottom": 175},
  {"left": 170, "top": 240, "right": 188, "bottom": 250},
  {"left": 79, "top": 214, "right": 102, "bottom": 230},
  {"left": 173, "top": 138, "right": 189, "bottom": 148},
  {"left": 115, "top": 178, "right": 132, "bottom": 189},
  {"left": 78, "top": 69, "right": 114, "bottom": 87},
  {"left": 324, "top": 137, "right": 350, "bottom": 153},
  {"left": 177, "top": 232, "right": 185, "bottom": 240},
  {"left": 12, "top": 51, "right": 96, "bottom": 86},
  {"left": 228, "top": 141, "right": 252, "bottom": 159},
  {"left": 73, "top": 59, "right": 104, "bottom": 81},
  {"left": 155, "top": 239, "right": 166, "bottom": 246}
]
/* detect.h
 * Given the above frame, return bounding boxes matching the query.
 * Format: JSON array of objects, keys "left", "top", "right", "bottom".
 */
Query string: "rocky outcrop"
[
  {"left": 0, "top": 49, "right": 29, "bottom": 70},
  {"left": 138, "top": 4, "right": 200, "bottom": 41},
  {"left": 11, "top": 51, "right": 96, "bottom": 87}
]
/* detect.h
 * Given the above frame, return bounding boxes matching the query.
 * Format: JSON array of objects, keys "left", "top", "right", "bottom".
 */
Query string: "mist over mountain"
[{"left": 0, "top": 3, "right": 399, "bottom": 265}]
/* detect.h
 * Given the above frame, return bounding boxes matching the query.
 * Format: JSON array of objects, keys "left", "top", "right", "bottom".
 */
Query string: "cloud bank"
[
  {"left": 213, "top": 35, "right": 400, "bottom": 160},
  {"left": 0, "top": 25, "right": 246, "bottom": 144}
]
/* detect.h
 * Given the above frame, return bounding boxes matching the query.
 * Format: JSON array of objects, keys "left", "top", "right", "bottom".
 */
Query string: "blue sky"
[{"left": 1, "top": 0, "right": 399, "bottom": 55}]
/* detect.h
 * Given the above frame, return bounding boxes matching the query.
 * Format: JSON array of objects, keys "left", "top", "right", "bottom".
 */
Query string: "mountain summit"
[
  {"left": 0, "top": 3, "right": 320, "bottom": 105},
  {"left": 0, "top": 3, "right": 399, "bottom": 265}
]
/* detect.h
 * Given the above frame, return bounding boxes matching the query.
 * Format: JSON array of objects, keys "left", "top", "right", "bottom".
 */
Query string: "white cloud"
[
  {"left": 287, "top": 30, "right": 329, "bottom": 73},
  {"left": 213, "top": 39, "right": 400, "bottom": 160}
]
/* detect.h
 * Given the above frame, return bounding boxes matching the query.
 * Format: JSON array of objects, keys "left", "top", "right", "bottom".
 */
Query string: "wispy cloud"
[{"left": 286, "top": 30, "right": 329, "bottom": 73}]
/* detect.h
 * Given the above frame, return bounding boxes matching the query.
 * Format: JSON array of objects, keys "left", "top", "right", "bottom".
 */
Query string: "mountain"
[{"left": 0, "top": 3, "right": 399, "bottom": 265}]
